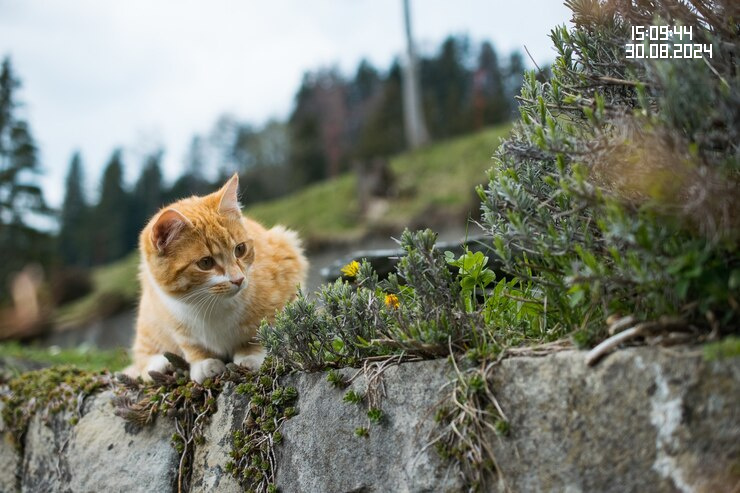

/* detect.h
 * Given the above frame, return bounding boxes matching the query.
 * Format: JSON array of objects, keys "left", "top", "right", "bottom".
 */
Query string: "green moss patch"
[
  {"left": 1, "top": 365, "right": 111, "bottom": 447},
  {"left": 226, "top": 358, "right": 297, "bottom": 492}
]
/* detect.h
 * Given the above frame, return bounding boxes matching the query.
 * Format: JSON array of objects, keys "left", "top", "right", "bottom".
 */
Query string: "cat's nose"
[{"left": 230, "top": 276, "right": 245, "bottom": 287}]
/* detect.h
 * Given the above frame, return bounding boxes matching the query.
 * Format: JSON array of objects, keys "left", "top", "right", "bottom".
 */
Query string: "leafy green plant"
[
  {"left": 260, "top": 229, "right": 478, "bottom": 369},
  {"left": 326, "top": 369, "right": 347, "bottom": 388},
  {"left": 343, "top": 389, "right": 364, "bottom": 404},
  {"left": 367, "top": 407, "right": 384, "bottom": 425},
  {"left": 445, "top": 249, "right": 496, "bottom": 313}
]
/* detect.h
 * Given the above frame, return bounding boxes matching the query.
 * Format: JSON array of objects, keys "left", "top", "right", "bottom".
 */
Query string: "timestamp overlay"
[{"left": 625, "top": 25, "right": 712, "bottom": 59}]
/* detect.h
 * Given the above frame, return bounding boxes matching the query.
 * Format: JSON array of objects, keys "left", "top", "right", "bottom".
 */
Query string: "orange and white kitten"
[{"left": 130, "top": 174, "right": 307, "bottom": 383}]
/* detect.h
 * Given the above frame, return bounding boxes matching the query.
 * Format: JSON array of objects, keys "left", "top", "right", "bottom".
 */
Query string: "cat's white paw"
[
  {"left": 143, "top": 354, "right": 173, "bottom": 381},
  {"left": 190, "top": 358, "right": 226, "bottom": 384},
  {"left": 233, "top": 349, "right": 266, "bottom": 372}
]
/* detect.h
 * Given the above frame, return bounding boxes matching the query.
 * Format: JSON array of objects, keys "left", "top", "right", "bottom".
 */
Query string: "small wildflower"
[
  {"left": 341, "top": 260, "right": 360, "bottom": 278},
  {"left": 384, "top": 293, "right": 400, "bottom": 309}
]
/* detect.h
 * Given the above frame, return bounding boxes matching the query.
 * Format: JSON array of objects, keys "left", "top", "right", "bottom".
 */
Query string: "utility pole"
[{"left": 401, "top": 0, "right": 429, "bottom": 149}]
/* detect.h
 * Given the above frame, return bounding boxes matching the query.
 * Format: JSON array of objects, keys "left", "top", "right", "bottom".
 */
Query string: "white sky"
[{"left": 0, "top": 0, "right": 571, "bottom": 208}]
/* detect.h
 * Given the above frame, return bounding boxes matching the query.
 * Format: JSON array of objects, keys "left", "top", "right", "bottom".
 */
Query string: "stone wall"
[{"left": 1, "top": 347, "right": 738, "bottom": 492}]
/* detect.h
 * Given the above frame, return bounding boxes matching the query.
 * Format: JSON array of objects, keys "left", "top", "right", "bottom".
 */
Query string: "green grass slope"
[
  {"left": 248, "top": 124, "right": 511, "bottom": 245},
  {"left": 0, "top": 342, "right": 129, "bottom": 374}
]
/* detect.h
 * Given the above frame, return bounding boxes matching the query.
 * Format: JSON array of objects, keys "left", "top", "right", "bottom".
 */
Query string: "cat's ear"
[
  {"left": 218, "top": 173, "right": 241, "bottom": 217},
  {"left": 151, "top": 209, "right": 190, "bottom": 253}
]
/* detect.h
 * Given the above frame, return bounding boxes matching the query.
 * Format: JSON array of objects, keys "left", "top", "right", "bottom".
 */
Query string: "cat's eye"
[
  {"left": 196, "top": 256, "right": 215, "bottom": 270},
  {"left": 234, "top": 242, "right": 246, "bottom": 257}
]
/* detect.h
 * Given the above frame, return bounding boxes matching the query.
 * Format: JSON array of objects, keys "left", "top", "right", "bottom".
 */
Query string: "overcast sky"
[{"left": 0, "top": 0, "right": 571, "bottom": 208}]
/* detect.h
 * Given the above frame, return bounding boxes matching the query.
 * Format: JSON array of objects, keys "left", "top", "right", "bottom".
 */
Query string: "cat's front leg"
[
  {"left": 190, "top": 359, "right": 227, "bottom": 384},
  {"left": 233, "top": 341, "right": 266, "bottom": 372},
  {"left": 131, "top": 331, "right": 174, "bottom": 381},
  {"left": 145, "top": 354, "right": 173, "bottom": 377},
  {"left": 181, "top": 341, "right": 227, "bottom": 384}
]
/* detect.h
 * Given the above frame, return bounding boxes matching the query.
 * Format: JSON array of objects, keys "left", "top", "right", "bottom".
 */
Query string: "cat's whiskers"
[
  {"left": 183, "top": 295, "right": 212, "bottom": 322},
  {"left": 206, "top": 289, "right": 226, "bottom": 321},
  {"left": 178, "top": 286, "right": 211, "bottom": 302},
  {"left": 194, "top": 285, "right": 230, "bottom": 323},
  {"left": 183, "top": 287, "right": 215, "bottom": 322},
  {"left": 191, "top": 294, "right": 211, "bottom": 318},
  {"left": 191, "top": 291, "right": 216, "bottom": 322},
  {"left": 204, "top": 295, "right": 218, "bottom": 323}
]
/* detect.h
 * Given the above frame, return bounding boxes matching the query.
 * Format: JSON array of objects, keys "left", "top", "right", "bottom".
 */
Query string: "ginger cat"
[{"left": 130, "top": 174, "right": 307, "bottom": 383}]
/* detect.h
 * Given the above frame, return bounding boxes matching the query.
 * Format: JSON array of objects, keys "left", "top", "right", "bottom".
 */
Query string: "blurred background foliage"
[{"left": 0, "top": 33, "right": 529, "bottom": 346}]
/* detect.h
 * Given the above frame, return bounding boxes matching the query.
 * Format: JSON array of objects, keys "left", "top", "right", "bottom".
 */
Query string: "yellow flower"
[
  {"left": 384, "top": 293, "right": 400, "bottom": 309},
  {"left": 341, "top": 260, "right": 360, "bottom": 278}
]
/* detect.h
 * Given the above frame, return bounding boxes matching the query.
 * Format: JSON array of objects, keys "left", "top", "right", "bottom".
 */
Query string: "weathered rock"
[
  {"left": 1, "top": 347, "right": 737, "bottom": 492},
  {"left": 487, "top": 347, "right": 740, "bottom": 493},
  {"left": 275, "top": 360, "right": 464, "bottom": 492},
  {"left": 274, "top": 348, "right": 739, "bottom": 493},
  {"left": 0, "top": 432, "right": 19, "bottom": 493},
  {"left": 66, "top": 391, "right": 179, "bottom": 492},
  {"left": 21, "top": 391, "right": 179, "bottom": 492},
  {"left": 191, "top": 382, "right": 247, "bottom": 493},
  {"left": 21, "top": 409, "right": 75, "bottom": 492},
  {"left": 0, "top": 401, "right": 21, "bottom": 493}
]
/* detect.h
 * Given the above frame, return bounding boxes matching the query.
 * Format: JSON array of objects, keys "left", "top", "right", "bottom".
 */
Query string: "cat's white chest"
[
  {"left": 175, "top": 296, "right": 246, "bottom": 356},
  {"left": 144, "top": 264, "right": 247, "bottom": 356}
]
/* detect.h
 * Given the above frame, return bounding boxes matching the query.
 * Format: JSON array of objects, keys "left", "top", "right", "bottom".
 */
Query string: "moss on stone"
[
  {"left": 1, "top": 365, "right": 111, "bottom": 448},
  {"left": 227, "top": 356, "right": 298, "bottom": 493},
  {"left": 704, "top": 337, "right": 740, "bottom": 361}
]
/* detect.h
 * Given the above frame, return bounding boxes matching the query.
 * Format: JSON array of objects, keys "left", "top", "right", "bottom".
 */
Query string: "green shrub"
[
  {"left": 259, "top": 229, "right": 550, "bottom": 370},
  {"left": 478, "top": 0, "right": 738, "bottom": 344},
  {"left": 262, "top": 230, "right": 494, "bottom": 368}
]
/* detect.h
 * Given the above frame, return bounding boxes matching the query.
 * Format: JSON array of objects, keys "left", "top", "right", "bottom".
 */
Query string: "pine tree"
[
  {"left": 127, "top": 150, "right": 163, "bottom": 251},
  {"left": 422, "top": 36, "right": 473, "bottom": 138},
  {"left": 346, "top": 60, "right": 383, "bottom": 157},
  {"left": 473, "top": 42, "right": 509, "bottom": 127},
  {"left": 504, "top": 51, "right": 525, "bottom": 116},
  {"left": 356, "top": 61, "right": 406, "bottom": 159},
  {"left": 0, "top": 57, "right": 52, "bottom": 297},
  {"left": 91, "top": 150, "right": 128, "bottom": 264},
  {"left": 58, "top": 151, "right": 90, "bottom": 266},
  {"left": 288, "top": 73, "right": 331, "bottom": 188}
]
